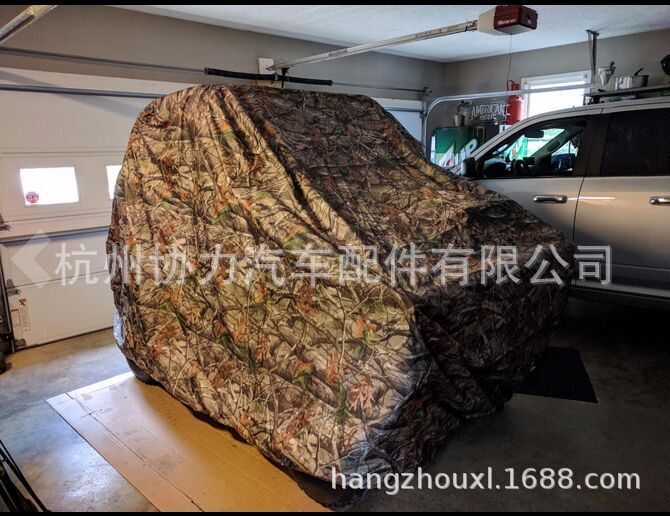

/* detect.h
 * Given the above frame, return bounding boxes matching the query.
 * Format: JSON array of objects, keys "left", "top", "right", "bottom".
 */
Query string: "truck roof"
[
  {"left": 465, "top": 94, "right": 670, "bottom": 165},
  {"left": 523, "top": 95, "right": 670, "bottom": 122}
]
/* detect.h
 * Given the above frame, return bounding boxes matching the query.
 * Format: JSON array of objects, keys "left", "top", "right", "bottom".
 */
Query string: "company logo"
[
  {"left": 471, "top": 102, "right": 507, "bottom": 122},
  {"left": 496, "top": 18, "right": 517, "bottom": 27}
]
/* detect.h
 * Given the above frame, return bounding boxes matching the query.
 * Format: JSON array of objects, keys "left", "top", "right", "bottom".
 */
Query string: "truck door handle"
[
  {"left": 649, "top": 196, "right": 670, "bottom": 206},
  {"left": 533, "top": 195, "right": 568, "bottom": 204}
]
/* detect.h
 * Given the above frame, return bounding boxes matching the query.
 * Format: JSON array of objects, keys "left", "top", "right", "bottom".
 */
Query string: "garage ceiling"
[{"left": 112, "top": 5, "right": 670, "bottom": 62}]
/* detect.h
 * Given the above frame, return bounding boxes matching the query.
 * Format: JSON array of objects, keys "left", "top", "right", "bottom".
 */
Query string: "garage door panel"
[
  {"left": 0, "top": 68, "right": 173, "bottom": 346},
  {"left": 1, "top": 230, "right": 109, "bottom": 287},
  {"left": 0, "top": 68, "right": 177, "bottom": 152},
  {"left": 8, "top": 272, "right": 114, "bottom": 347},
  {"left": 0, "top": 154, "right": 120, "bottom": 235}
]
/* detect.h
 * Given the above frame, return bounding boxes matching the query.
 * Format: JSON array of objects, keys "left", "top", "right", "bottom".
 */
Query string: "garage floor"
[{"left": 0, "top": 298, "right": 667, "bottom": 512}]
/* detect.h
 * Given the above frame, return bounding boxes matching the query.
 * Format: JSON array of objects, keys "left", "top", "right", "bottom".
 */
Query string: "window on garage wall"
[
  {"left": 106, "top": 165, "right": 122, "bottom": 199},
  {"left": 521, "top": 71, "right": 590, "bottom": 118},
  {"left": 19, "top": 166, "right": 79, "bottom": 206},
  {"left": 387, "top": 110, "right": 423, "bottom": 141},
  {"left": 374, "top": 99, "right": 424, "bottom": 143}
]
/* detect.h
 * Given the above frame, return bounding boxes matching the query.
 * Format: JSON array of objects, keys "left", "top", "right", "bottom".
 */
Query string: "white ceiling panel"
[{"left": 112, "top": 5, "right": 670, "bottom": 63}]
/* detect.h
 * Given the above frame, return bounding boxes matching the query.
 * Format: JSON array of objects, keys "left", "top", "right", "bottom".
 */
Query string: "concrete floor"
[
  {"left": 0, "top": 298, "right": 668, "bottom": 511},
  {"left": 0, "top": 331, "right": 155, "bottom": 512}
]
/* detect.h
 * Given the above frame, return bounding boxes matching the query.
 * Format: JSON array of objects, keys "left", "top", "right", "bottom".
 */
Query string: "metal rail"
[
  {"left": 204, "top": 67, "right": 333, "bottom": 86},
  {"left": 268, "top": 20, "right": 478, "bottom": 72},
  {"left": 0, "top": 83, "right": 163, "bottom": 99},
  {"left": 0, "top": 46, "right": 428, "bottom": 94},
  {"left": 0, "top": 82, "right": 433, "bottom": 108},
  {"left": 422, "top": 82, "right": 595, "bottom": 153},
  {"left": 0, "top": 5, "right": 57, "bottom": 44},
  {"left": 0, "top": 46, "right": 202, "bottom": 74}
]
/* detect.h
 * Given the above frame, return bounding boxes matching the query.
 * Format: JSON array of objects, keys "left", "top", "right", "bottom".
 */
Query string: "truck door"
[
  {"left": 574, "top": 106, "right": 670, "bottom": 300},
  {"left": 475, "top": 114, "right": 600, "bottom": 240}
]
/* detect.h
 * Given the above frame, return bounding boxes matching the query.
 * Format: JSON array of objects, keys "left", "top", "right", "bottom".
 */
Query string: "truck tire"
[{"left": 126, "top": 358, "right": 156, "bottom": 385}]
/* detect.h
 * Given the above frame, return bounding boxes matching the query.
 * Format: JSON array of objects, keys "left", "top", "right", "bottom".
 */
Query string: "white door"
[
  {"left": 0, "top": 68, "right": 190, "bottom": 347},
  {"left": 475, "top": 114, "right": 600, "bottom": 240},
  {"left": 574, "top": 105, "right": 670, "bottom": 298}
]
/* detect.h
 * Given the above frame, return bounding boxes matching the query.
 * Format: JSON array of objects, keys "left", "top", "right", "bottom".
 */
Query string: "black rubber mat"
[{"left": 517, "top": 346, "right": 598, "bottom": 403}]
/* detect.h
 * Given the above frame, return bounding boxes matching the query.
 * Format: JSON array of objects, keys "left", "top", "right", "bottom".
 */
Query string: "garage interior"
[{"left": 0, "top": 4, "right": 669, "bottom": 512}]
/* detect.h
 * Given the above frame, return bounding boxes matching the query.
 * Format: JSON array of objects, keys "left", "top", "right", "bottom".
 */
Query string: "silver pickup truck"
[{"left": 459, "top": 96, "right": 670, "bottom": 309}]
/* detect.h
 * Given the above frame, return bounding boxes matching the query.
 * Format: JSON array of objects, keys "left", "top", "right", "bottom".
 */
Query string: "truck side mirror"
[{"left": 460, "top": 157, "right": 478, "bottom": 178}]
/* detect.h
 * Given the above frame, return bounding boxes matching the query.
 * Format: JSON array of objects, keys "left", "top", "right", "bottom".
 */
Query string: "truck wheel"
[{"left": 126, "top": 358, "right": 156, "bottom": 385}]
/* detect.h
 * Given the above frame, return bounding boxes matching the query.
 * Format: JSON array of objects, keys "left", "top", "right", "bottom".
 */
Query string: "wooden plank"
[
  {"left": 48, "top": 374, "right": 327, "bottom": 512},
  {"left": 47, "top": 393, "right": 200, "bottom": 512}
]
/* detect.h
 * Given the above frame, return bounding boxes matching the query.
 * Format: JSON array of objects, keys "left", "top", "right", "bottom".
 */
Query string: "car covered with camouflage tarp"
[{"left": 108, "top": 85, "right": 573, "bottom": 482}]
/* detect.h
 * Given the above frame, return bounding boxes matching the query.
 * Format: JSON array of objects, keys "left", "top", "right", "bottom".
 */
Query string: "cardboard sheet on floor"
[{"left": 47, "top": 373, "right": 327, "bottom": 512}]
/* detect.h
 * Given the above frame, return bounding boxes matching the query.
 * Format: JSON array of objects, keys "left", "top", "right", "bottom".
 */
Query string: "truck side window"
[
  {"left": 600, "top": 109, "right": 670, "bottom": 177},
  {"left": 478, "top": 118, "right": 589, "bottom": 179}
]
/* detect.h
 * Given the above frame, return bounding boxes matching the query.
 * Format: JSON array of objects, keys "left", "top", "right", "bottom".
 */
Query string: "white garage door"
[
  {"left": 0, "top": 68, "right": 191, "bottom": 347},
  {"left": 0, "top": 67, "right": 423, "bottom": 347},
  {"left": 374, "top": 98, "right": 424, "bottom": 142},
  {"left": 386, "top": 110, "right": 423, "bottom": 141}
]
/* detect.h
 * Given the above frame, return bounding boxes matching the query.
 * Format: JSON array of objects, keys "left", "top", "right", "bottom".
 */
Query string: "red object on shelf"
[{"left": 505, "top": 80, "right": 524, "bottom": 125}]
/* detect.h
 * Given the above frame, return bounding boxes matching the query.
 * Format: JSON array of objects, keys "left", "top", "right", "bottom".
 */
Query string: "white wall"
[
  {"left": 443, "top": 29, "right": 670, "bottom": 96},
  {"left": 0, "top": 5, "right": 444, "bottom": 101},
  {"left": 426, "top": 29, "right": 670, "bottom": 151},
  {"left": 3, "top": 6, "right": 667, "bottom": 155}
]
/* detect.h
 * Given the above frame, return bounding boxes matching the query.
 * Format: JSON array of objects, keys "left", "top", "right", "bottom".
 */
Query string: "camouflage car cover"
[{"left": 108, "top": 85, "right": 573, "bottom": 482}]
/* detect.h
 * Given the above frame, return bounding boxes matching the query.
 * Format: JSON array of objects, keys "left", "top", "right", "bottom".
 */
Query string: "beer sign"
[{"left": 470, "top": 100, "right": 508, "bottom": 124}]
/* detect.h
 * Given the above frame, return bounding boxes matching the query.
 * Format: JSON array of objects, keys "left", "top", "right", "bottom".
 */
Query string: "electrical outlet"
[
  {"left": 256, "top": 58, "right": 282, "bottom": 89},
  {"left": 257, "top": 58, "right": 274, "bottom": 74}
]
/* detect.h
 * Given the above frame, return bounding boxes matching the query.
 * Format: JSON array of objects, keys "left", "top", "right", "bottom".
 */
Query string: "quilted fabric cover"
[{"left": 108, "top": 85, "right": 572, "bottom": 481}]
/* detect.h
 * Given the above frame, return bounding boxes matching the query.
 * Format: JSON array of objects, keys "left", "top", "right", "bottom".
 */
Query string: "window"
[
  {"left": 478, "top": 117, "right": 589, "bottom": 179},
  {"left": 20, "top": 167, "right": 79, "bottom": 206},
  {"left": 387, "top": 110, "right": 423, "bottom": 142},
  {"left": 106, "top": 165, "right": 122, "bottom": 199},
  {"left": 521, "top": 72, "right": 590, "bottom": 118},
  {"left": 601, "top": 109, "right": 670, "bottom": 177}
]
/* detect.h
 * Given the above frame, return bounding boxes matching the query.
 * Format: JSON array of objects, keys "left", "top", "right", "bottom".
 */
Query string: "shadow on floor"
[
  {"left": 0, "top": 298, "right": 668, "bottom": 511},
  {"left": 351, "top": 298, "right": 670, "bottom": 511}
]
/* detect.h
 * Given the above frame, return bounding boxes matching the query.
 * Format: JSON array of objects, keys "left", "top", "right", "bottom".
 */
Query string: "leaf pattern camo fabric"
[{"left": 108, "top": 85, "right": 573, "bottom": 481}]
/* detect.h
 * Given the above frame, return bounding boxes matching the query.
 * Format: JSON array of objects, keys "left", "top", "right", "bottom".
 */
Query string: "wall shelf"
[{"left": 585, "top": 84, "right": 670, "bottom": 103}]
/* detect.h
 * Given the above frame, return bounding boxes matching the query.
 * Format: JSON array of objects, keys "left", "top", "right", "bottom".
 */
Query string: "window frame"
[
  {"left": 106, "top": 164, "right": 122, "bottom": 200},
  {"left": 0, "top": 154, "right": 124, "bottom": 241},
  {"left": 19, "top": 165, "right": 81, "bottom": 207},
  {"left": 475, "top": 115, "right": 599, "bottom": 180},
  {"left": 521, "top": 70, "right": 591, "bottom": 119}
]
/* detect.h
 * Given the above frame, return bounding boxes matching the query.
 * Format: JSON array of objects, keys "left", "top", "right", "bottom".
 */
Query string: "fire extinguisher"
[{"left": 505, "top": 80, "right": 524, "bottom": 125}]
